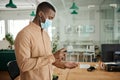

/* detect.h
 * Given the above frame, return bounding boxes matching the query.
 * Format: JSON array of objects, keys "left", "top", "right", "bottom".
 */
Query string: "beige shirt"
[{"left": 15, "top": 22, "right": 55, "bottom": 80}]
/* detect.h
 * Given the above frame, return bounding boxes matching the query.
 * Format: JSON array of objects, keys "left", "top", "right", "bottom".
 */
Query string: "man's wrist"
[
  {"left": 63, "top": 62, "right": 66, "bottom": 69},
  {"left": 48, "top": 55, "right": 55, "bottom": 63}
]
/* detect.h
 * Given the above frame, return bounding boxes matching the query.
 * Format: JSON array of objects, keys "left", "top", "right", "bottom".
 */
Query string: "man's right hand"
[{"left": 64, "top": 62, "right": 78, "bottom": 69}]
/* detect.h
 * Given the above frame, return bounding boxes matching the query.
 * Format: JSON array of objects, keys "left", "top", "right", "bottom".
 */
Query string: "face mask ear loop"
[
  {"left": 41, "top": 11, "right": 47, "bottom": 23},
  {"left": 39, "top": 11, "right": 45, "bottom": 23}
]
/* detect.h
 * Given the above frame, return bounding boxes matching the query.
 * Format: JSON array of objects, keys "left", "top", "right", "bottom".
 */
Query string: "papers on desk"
[
  {"left": 79, "top": 64, "right": 90, "bottom": 68},
  {"left": 104, "top": 62, "right": 117, "bottom": 65}
]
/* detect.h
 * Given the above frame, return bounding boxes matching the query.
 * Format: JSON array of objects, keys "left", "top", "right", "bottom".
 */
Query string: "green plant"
[
  {"left": 52, "top": 35, "right": 59, "bottom": 53},
  {"left": 5, "top": 33, "right": 14, "bottom": 46},
  {"left": 52, "top": 74, "right": 58, "bottom": 80}
]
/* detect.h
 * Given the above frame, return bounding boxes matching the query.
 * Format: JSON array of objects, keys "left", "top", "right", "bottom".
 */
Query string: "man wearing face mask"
[{"left": 14, "top": 2, "right": 78, "bottom": 80}]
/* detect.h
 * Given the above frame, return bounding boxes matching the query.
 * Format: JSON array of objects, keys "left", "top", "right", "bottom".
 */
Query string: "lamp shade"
[
  {"left": 117, "top": 8, "right": 120, "bottom": 12},
  {"left": 5, "top": 0, "right": 17, "bottom": 8},
  {"left": 30, "top": 11, "right": 36, "bottom": 16},
  {"left": 71, "top": 10, "right": 78, "bottom": 14},
  {"left": 70, "top": 2, "right": 79, "bottom": 10}
]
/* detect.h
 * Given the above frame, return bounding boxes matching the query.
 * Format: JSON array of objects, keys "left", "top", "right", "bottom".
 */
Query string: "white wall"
[
  {"left": 0, "top": 40, "right": 10, "bottom": 49},
  {"left": 0, "top": 10, "right": 35, "bottom": 20}
]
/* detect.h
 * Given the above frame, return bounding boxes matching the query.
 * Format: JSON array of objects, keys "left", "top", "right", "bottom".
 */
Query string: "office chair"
[
  {"left": 7, "top": 60, "right": 20, "bottom": 80},
  {"left": 7, "top": 60, "right": 58, "bottom": 80}
]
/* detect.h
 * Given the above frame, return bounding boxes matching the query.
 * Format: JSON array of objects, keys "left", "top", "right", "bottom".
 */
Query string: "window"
[
  {"left": 0, "top": 20, "right": 5, "bottom": 40},
  {"left": 8, "top": 20, "right": 52, "bottom": 40},
  {"left": 8, "top": 20, "right": 29, "bottom": 39}
]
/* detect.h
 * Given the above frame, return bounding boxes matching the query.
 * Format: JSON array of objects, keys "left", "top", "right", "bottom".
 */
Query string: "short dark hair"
[{"left": 36, "top": 2, "right": 56, "bottom": 15}]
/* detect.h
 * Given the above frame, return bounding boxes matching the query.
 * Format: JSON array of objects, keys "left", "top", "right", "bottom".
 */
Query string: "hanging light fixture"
[
  {"left": 5, "top": 0, "right": 17, "bottom": 8},
  {"left": 70, "top": 2, "right": 79, "bottom": 10},
  {"left": 71, "top": 10, "right": 78, "bottom": 14},
  {"left": 30, "top": 11, "right": 36, "bottom": 21},
  {"left": 30, "top": 11, "right": 36, "bottom": 16},
  {"left": 117, "top": 8, "right": 120, "bottom": 13},
  {"left": 70, "top": 2, "right": 79, "bottom": 15}
]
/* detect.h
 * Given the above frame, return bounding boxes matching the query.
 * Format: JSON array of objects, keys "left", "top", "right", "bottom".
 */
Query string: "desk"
[{"left": 53, "top": 62, "right": 120, "bottom": 80}]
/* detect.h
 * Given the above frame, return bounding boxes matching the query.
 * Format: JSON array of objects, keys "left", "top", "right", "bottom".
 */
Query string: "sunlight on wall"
[{"left": 0, "top": 20, "right": 5, "bottom": 40}]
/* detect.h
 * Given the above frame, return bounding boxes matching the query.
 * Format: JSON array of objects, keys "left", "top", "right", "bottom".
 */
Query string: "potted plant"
[
  {"left": 5, "top": 33, "right": 14, "bottom": 49},
  {"left": 52, "top": 75, "right": 58, "bottom": 80},
  {"left": 52, "top": 34, "right": 59, "bottom": 53}
]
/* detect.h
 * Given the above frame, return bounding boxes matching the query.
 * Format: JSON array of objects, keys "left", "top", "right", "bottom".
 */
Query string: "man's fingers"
[
  {"left": 54, "top": 48, "right": 67, "bottom": 61},
  {"left": 59, "top": 48, "right": 67, "bottom": 52}
]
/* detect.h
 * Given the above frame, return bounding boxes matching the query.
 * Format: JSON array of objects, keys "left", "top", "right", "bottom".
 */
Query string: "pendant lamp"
[
  {"left": 30, "top": 11, "right": 36, "bottom": 16},
  {"left": 117, "top": 8, "right": 120, "bottom": 13},
  {"left": 5, "top": 0, "right": 17, "bottom": 8},
  {"left": 30, "top": 11, "right": 35, "bottom": 21},
  {"left": 70, "top": 2, "right": 79, "bottom": 10},
  {"left": 71, "top": 10, "right": 78, "bottom": 14}
]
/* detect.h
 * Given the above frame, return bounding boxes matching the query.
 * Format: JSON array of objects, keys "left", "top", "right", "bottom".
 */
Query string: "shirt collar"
[{"left": 30, "top": 22, "right": 45, "bottom": 32}]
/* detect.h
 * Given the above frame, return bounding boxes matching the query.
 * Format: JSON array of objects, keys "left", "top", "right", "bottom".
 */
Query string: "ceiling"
[{"left": 0, "top": 0, "right": 120, "bottom": 10}]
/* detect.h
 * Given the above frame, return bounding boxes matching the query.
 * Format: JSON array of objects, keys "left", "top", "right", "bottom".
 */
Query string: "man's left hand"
[{"left": 53, "top": 48, "right": 67, "bottom": 60}]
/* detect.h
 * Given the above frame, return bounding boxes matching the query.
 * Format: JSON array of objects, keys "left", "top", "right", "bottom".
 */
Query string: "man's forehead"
[
  {"left": 46, "top": 9, "right": 55, "bottom": 17},
  {"left": 45, "top": 9, "right": 55, "bottom": 14}
]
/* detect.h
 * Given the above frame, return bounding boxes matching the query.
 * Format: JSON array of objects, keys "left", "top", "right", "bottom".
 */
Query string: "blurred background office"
[{"left": 0, "top": 0, "right": 120, "bottom": 62}]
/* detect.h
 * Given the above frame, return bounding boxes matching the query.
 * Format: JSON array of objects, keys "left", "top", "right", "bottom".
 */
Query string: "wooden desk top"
[{"left": 53, "top": 62, "right": 120, "bottom": 80}]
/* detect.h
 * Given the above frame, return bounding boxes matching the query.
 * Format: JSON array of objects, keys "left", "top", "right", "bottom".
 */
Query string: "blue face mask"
[{"left": 41, "top": 19, "right": 52, "bottom": 29}]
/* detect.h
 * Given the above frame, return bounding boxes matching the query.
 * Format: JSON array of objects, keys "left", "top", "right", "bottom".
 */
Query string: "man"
[{"left": 15, "top": 2, "right": 78, "bottom": 80}]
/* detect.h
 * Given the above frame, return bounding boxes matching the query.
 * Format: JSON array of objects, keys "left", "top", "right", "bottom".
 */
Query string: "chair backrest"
[
  {"left": 7, "top": 60, "right": 20, "bottom": 80},
  {"left": 89, "top": 45, "right": 95, "bottom": 52},
  {"left": 67, "top": 45, "right": 73, "bottom": 53}
]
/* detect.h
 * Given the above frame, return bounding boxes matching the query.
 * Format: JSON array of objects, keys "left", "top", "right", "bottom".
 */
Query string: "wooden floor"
[{"left": 0, "top": 71, "right": 10, "bottom": 80}]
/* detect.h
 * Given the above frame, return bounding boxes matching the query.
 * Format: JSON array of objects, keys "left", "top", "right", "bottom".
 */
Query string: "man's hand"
[
  {"left": 53, "top": 48, "right": 67, "bottom": 60},
  {"left": 64, "top": 62, "right": 78, "bottom": 69}
]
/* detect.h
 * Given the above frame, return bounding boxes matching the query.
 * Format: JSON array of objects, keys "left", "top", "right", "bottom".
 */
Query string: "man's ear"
[{"left": 38, "top": 11, "right": 43, "bottom": 17}]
